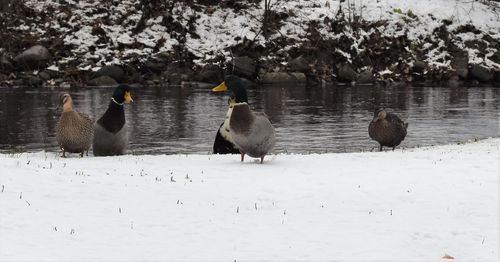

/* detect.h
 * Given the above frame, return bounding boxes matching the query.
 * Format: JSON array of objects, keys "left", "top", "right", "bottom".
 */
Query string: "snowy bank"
[
  {"left": 0, "top": 139, "right": 499, "bottom": 261},
  {"left": 1, "top": 0, "right": 499, "bottom": 86}
]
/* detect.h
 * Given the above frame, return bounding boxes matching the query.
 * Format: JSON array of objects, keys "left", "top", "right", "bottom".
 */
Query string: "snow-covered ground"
[{"left": 0, "top": 138, "right": 499, "bottom": 261}]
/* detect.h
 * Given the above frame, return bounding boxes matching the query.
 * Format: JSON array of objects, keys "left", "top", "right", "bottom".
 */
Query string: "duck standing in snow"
[
  {"left": 212, "top": 75, "right": 275, "bottom": 163},
  {"left": 212, "top": 75, "right": 248, "bottom": 154},
  {"left": 93, "top": 84, "right": 133, "bottom": 156},
  {"left": 56, "top": 93, "right": 94, "bottom": 157},
  {"left": 368, "top": 108, "right": 408, "bottom": 151}
]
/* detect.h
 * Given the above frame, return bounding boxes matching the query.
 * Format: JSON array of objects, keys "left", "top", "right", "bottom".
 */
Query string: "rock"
[
  {"left": 122, "top": 64, "right": 141, "bottom": 83},
  {"left": 0, "top": 54, "right": 14, "bottom": 72},
  {"left": 469, "top": 64, "right": 493, "bottom": 82},
  {"left": 22, "top": 75, "right": 43, "bottom": 86},
  {"left": 193, "top": 64, "right": 223, "bottom": 84},
  {"left": 412, "top": 60, "right": 427, "bottom": 73},
  {"left": 144, "top": 60, "right": 166, "bottom": 74},
  {"left": 287, "top": 56, "right": 310, "bottom": 72},
  {"left": 494, "top": 70, "right": 500, "bottom": 84},
  {"left": 487, "top": 51, "right": 500, "bottom": 64},
  {"left": 233, "top": 56, "right": 256, "bottom": 79},
  {"left": 94, "top": 65, "right": 125, "bottom": 82},
  {"left": 357, "top": 69, "right": 375, "bottom": 84},
  {"left": 261, "top": 72, "right": 306, "bottom": 85},
  {"left": 357, "top": 51, "right": 373, "bottom": 67},
  {"left": 162, "top": 64, "right": 194, "bottom": 84},
  {"left": 337, "top": 63, "right": 358, "bottom": 83},
  {"left": 447, "top": 79, "right": 463, "bottom": 88},
  {"left": 87, "top": 75, "right": 118, "bottom": 87},
  {"left": 450, "top": 49, "right": 469, "bottom": 79},
  {"left": 0, "top": 73, "right": 7, "bottom": 82},
  {"left": 38, "top": 71, "right": 51, "bottom": 80},
  {"left": 13, "top": 45, "right": 51, "bottom": 71}
]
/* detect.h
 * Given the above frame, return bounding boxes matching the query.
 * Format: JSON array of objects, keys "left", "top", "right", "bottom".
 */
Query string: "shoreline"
[{"left": 1, "top": 0, "right": 499, "bottom": 88}]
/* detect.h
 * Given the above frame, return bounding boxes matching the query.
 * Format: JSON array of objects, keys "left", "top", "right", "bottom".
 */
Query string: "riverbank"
[
  {"left": 0, "top": 138, "right": 498, "bottom": 261},
  {"left": 0, "top": 0, "right": 499, "bottom": 88}
]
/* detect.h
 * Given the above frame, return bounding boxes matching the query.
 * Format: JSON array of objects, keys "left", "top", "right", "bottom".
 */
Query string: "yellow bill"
[
  {"left": 212, "top": 82, "right": 228, "bottom": 92},
  {"left": 124, "top": 91, "right": 133, "bottom": 103}
]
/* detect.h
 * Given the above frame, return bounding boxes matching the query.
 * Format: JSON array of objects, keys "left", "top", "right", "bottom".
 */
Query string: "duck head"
[
  {"left": 373, "top": 108, "right": 387, "bottom": 122},
  {"left": 111, "top": 84, "right": 133, "bottom": 105},
  {"left": 58, "top": 93, "right": 74, "bottom": 112},
  {"left": 212, "top": 75, "right": 248, "bottom": 107}
]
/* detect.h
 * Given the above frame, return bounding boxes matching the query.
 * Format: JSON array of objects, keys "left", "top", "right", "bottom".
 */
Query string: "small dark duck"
[
  {"left": 212, "top": 75, "right": 275, "bottom": 163},
  {"left": 93, "top": 84, "right": 133, "bottom": 156},
  {"left": 212, "top": 75, "right": 248, "bottom": 154},
  {"left": 368, "top": 108, "right": 408, "bottom": 151},
  {"left": 56, "top": 93, "right": 94, "bottom": 157}
]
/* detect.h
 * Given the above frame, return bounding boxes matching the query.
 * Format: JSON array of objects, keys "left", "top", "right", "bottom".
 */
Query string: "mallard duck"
[
  {"left": 368, "top": 109, "right": 408, "bottom": 151},
  {"left": 212, "top": 75, "right": 248, "bottom": 154},
  {"left": 55, "top": 93, "right": 94, "bottom": 157},
  {"left": 93, "top": 84, "right": 133, "bottom": 156},
  {"left": 212, "top": 75, "right": 275, "bottom": 163}
]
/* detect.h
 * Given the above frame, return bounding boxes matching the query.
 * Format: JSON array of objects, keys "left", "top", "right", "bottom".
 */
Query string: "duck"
[
  {"left": 368, "top": 108, "right": 408, "bottom": 151},
  {"left": 212, "top": 75, "right": 248, "bottom": 154},
  {"left": 212, "top": 75, "right": 275, "bottom": 163},
  {"left": 93, "top": 84, "right": 133, "bottom": 156},
  {"left": 55, "top": 93, "right": 94, "bottom": 157}
]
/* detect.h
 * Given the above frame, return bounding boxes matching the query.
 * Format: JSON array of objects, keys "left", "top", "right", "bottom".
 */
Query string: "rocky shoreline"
[{"left": 0, "top": 0, "right": 499, "bottom": 88}]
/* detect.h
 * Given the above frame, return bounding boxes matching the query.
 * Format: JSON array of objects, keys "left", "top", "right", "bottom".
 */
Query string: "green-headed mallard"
[
  {"left": 93, "top": 84, "right": 133, "bottom": 156},
  {"left": 212, "top": 75, "right": 248, "bottom": 154},
  {"left": 56, "top": 93, "right": 94, "bottom": 157},
  {"left": 212, "top": 75, "right": 275, "bottom": 163},
  {"left": 368, "top": 108, "right": 408, "bottom": 151}
]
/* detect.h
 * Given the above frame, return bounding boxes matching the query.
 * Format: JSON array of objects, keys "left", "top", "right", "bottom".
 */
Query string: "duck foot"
[{"left": 240, "top": 153, "right": 245, "bottom": 162}]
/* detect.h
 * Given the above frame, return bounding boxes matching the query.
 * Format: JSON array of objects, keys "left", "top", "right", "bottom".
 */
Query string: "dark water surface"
[{"left": 0, "top": 84, "right": 498, "bottom": 155}]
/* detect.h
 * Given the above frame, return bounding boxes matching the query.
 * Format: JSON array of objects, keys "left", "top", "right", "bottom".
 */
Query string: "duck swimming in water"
[
  {"left": 55, "top": 93, "right": 94, "bottom": 157},
  {"left": 93, "top": 84, "right": 133, "bottom": 156},
  {"left": 368, "top": 108, "right": 408, "bottom": 151},
  {"left": 212, "top": 75, "right": 275, "bottom": 163}
]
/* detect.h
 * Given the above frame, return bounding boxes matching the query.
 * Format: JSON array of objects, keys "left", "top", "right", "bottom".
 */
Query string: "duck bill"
[
  {"left": 124, "top": 91, "right": 133, "bottom": 103},
  {"left": 212, "top": 82, "right": 228, "bottom": 92}
]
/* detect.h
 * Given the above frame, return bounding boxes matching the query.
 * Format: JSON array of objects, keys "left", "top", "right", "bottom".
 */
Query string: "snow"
[
  {"left": 1, "top": 139, "right": 499, "bottom": 261},
  {"left": 18, "top": 0, "right": 500, "bottom": 71}
]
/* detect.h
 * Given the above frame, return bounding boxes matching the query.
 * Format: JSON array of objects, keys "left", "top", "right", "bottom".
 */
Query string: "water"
[{"left": 0, "top": 84, "right": 499, "bottom": 155}]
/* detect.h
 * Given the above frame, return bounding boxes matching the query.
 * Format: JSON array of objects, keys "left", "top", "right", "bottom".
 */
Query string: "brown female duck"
[
  {"left": 56, "top": 93, "right": 94, "bottom": 157},
  {"left": 368, "top": 109, "right": 408, "bottom": 151}
]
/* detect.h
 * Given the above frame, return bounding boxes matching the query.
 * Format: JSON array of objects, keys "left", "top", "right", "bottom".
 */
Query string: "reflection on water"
[{"left": 0, "top": 84, "right": 499, "bottom": 154}]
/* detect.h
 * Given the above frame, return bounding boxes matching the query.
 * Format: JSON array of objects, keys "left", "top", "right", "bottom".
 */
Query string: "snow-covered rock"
[{"left": 13, "top": 45, "right": 51, "bottom": 70}]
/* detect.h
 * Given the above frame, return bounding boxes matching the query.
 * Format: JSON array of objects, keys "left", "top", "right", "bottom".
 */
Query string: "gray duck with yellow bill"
[
  {"left": 93, "top": 84, "right": 133, "bottom": 156},
  {"left": 212, "top": 76, "right": 275, "bottom": 163},
  {"left": 56, "top": 93, "right": 94, "bottom": 157},
  {"left": 368, "top": 109, "right": 408, "bottom": 151}
]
